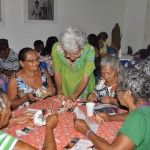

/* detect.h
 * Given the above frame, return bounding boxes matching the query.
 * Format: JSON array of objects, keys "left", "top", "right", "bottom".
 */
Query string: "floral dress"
[
  {"left": 52, "top": 42, "right": 95, "bottom": 100},
  {"left": 93, "top": 78, "right": 117, "bottom": 103},
  {"left": 13, "top": 68, "right": 48, "bottom": 99}
]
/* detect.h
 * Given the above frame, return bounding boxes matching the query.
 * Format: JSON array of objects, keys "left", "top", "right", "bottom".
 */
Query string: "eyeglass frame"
[
  {"left": 114, "top": 89, "right": 126, "bottom": 99},
  {"left": 24, "top": 57, "right": 40, "bottom": 63}
]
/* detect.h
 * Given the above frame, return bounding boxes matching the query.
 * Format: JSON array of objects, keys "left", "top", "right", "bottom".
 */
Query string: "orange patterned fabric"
[{"left": 2, "top": 98, "right": 123, "bottom": 150}]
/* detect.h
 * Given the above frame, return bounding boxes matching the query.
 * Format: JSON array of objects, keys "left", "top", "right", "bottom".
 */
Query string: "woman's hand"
[
  {"left": 9, "top": 112, "right": 34, "bottom": 126},
  {"left": 27, "top": 93, "right": 39, "bottom": 101},
  {"left": 74, "top": 118, "right": 90, "bottom": 135},
  {"left": 53, "top": 94, "right": 66, "bottom": 103},
  {"left": 87, "top": 93, "right": 97, "bottom": 102},
  {"left": 64, "top": 99, "right": 76, "bottom": 110},
  {"left": 16, "top": 112, "right": 34, "bottom": 124},
  {"left": 46, "top": 87, "right": 56, "bottom": 96},
  {"left": 101, "top": 96, "right": 118, "bottom": 105},
  {"left": 46, "top": 113, "right": 58, "bottom": 129},
  {"left": 97, "top": 112, "right": 110, "bottom": 122}
]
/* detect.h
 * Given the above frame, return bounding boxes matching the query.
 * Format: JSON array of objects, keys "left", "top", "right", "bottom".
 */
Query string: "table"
[{"left": 3, "top": 98, "right": 123, "bottom": 150}]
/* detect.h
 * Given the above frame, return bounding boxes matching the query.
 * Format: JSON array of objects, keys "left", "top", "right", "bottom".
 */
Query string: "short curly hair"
[
  {"left": 60, "top": 26, "right": 86, "bottom": 52},
  {"left": 135, "top": 56, "right": 150, "bottom": 76},
  {"left": 118, "top": 69, "right": 150, "bottom": 102}
]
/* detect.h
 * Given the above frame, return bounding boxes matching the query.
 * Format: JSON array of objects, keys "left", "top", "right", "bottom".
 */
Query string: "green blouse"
[{"left": 52, "top": 42, "right": 95, "bottom": 100}]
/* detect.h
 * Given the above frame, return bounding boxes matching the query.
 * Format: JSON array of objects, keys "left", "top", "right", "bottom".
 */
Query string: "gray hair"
[
  {"left": 0, "top": 89, "right": 6, "bottom": 111},
  {"left": 101, "top": 55, "right": 121, "bottom": 70},
  {"left": 118, "top": 69, "right": 150, "bottom": 102},
  {"left": 60, "top": 26, "right": 86, "bottom": 52},
  {"left": 135, "top": 56, "right": 150, "bottom": 76}
]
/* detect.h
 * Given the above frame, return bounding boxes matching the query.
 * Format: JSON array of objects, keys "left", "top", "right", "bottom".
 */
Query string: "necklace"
[{"left": 22, "top": 70, "right": 35, "bottom": 78}]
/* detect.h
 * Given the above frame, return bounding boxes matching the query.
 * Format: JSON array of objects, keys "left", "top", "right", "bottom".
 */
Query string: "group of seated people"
[{"left": 0, "top": 26, "right": 150, "bottom": 149}]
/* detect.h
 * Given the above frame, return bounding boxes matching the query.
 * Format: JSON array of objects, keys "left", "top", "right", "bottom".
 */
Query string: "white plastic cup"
[{"left": 86, "top": 102, "right": 95, "bottom": 117}]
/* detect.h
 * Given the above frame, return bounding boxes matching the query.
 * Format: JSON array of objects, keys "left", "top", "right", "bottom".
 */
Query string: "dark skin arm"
[
  {"left": 7, "top": 76, "right": 38, "bottom": 109},
  {"left": 8, "top": 112, "right": 34, "bottom": 127},
  {"left": 42, "top": 114, "right": 58, "bottom": 150},
  {"left": 13, "top": 114, "right": 58, "bottom": 150},
  {"left": 63, "top": 75, "right": 89, "bottom": 110},
  {"left": 97, "top": 112, "right": 128, "bottom": 122},
  {"left": 70, "top": 75, "right": 89, "bottom": 101},
  {"left": 74, "top": 119, "right": 135, "bottom": 150},
  {"left": 54, "top": 72, "right": 63, "bottom": 95},
  {"left": 43, "top": 69, "right": 56, "bottom": 96}
]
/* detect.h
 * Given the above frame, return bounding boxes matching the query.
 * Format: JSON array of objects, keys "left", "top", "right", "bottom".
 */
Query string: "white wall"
[
  {"left": 144, "top": 0, "right": 150, "bottom": 47},
  {"left": 122, "top": 0, "right": 148, "bottom": 53},
  {"left": 0, "top": 0, "right": 125, "bottom": 53}
]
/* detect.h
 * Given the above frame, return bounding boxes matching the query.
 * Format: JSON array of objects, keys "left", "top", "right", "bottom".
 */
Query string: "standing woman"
[
  {"left": 7, "top": 48, "right": 56, "bottom": 109},
  {"left": 52, "top": 27, "right": 95, "bottom": 109}
]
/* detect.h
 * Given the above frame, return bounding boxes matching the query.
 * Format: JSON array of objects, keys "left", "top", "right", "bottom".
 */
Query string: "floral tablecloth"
[{"left": 3, "top": 98, "right": 123, "bottom": 150}]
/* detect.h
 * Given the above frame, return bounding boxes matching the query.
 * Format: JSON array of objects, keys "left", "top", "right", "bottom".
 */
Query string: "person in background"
[
  {"left": 40, "top": 36, "right": 58, "bottom": 84},
  {"left": 125, "top": 44, "right": 150, "bottom": 69},
  {"left": 0, "top": 88, "right": 58, "bottom": 150},
  {"left": 87, "top": 34, "right": 101, "bottom": 82},
  {"left": 7, "top": 48, "right": 55, "bottom": 110},
  {"left": 0, "top": 39, "right": 20, "bottom": 88},
  {"left": 52, "top": 27, "right": 95, "bottom": 109},
  {"left": 34, "top": 40, "right": 44, "bottom": 56},
  {"left": 97, "top": 32, "right": 111, "bottom": 57},
  {"left": 88, "top": 55, "right": 121, "bottom": 105},
  {"left": 98, "top": 28, "right": 120, "bottom": 57},
  {"left": 42, "top": 36, "right": 58, "bottom": 56},
  {"left": 74, "top": 69, "right": 150, "bottom": 150}
]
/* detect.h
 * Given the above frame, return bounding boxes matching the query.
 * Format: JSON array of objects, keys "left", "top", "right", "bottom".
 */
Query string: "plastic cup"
[{"left": 86, "top": 102, "right": 95, "bottom": 117}]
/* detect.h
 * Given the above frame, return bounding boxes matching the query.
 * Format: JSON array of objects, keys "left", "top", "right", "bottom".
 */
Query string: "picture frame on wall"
[
  {"left": 23, "top": 0, "right": 55, "bottom": 23},
  {"left": 0, "top": 0, "right": 5, "bottom": 26}
]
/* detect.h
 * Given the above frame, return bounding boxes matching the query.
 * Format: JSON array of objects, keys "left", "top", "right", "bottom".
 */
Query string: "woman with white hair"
[
  {"left": 52, "top": 27, "right": 95, "bottom": 109},
  {"left": 88, "top": 55, "right": 121, "bottom": 105},
  {"left": 74, "top": 69, "right": 150, "bottom": 149}
]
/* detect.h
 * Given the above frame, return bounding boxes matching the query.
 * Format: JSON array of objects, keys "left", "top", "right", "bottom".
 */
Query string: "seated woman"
[
  {"left": 74, "top": 69, "right": 150, "bottom": 150},
  {"left": 7, "top": 47, "right": 56, "bottom": 109},
  {"left": 52, "top": 27, "right": 95, "bottom": 109},
  {"left": 0, "top": 88, "right": 58, "bottom": 150},
  {"left": 88, "top": 55, "right": 121, "bottom": 105}
]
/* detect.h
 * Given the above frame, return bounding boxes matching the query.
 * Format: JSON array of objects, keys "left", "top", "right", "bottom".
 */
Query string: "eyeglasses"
[
  {"left": 24, "top": 57, "right": 39, "bottom": 63},
  {"left": 114, "top": 89, "right": 126, "bottom": 99}
]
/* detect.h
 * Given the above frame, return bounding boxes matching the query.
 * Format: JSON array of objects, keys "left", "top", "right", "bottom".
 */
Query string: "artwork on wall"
[
  {"left": 24, "top": 0, "right": 55, "bottom": 23},
  {"left": 0, "top": 0, "right": 5, "bottom": 26}
]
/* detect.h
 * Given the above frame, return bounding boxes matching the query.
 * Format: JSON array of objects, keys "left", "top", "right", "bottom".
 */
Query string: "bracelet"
[{"left": 86, "top": 130, "right": 95, "bottom": 139}]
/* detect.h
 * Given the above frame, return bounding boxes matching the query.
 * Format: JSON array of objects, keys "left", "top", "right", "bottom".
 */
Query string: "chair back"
[
  {"left": 2, "top": 82, "right": 8, "bottom": 92},
  {"left": 40, "top": 62, "right": 48, "bottom": 71}
]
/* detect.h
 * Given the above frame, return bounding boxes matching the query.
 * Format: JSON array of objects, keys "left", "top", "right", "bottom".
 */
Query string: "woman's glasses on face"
[
  {"left": 24, "top": 57, "right": 40, "bottom": 63},
  {"left": 114, "top": 89, "right": 126, "bottom": 99}
]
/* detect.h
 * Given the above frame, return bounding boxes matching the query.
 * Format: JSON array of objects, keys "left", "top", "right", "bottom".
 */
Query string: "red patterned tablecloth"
[{"left": 2, "top": 98, "right": 123, "bottom": 150}]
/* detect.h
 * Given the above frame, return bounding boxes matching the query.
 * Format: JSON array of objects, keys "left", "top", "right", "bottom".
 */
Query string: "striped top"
[
  {"left": 0, "top": 131, "right": 18, "bottom": 150},
  {"left": 0, "top": 49, "right": 20, "bottom": 71}
]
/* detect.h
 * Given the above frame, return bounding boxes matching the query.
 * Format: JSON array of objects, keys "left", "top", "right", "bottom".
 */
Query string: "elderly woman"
[
  {"left": 74, "top": 69, "right": 150, "bottom": 149},
  {"left": 88, "top": 55, "right": 121, "bottom": 105},
  {"left": 7, "top": 47, "right": 56, "bottom": 109},
  {"left": 52, "top": 27, "right": 95, "bottom": 109},
  {"left": 98, "top": 55, "right": 150, "bottom": 122},
  {"left": 0, "top": 89, "right": 58, "bottom": 150}
]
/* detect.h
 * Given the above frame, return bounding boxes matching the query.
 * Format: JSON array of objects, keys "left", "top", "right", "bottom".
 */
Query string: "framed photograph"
[
  {"left": 23, "top": 0, "right": 55, "bottom": 23},
  {"left": 0, "top": 0, "right": 5, "bottom": 26}
]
